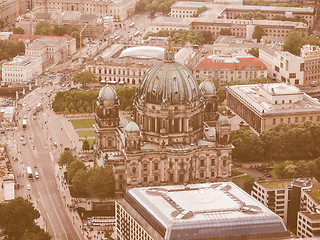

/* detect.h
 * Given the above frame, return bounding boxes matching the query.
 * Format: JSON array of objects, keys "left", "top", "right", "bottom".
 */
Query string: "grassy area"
[
  {"left": 82, "top": 139, "right": 95, "bottom": 148},
  {"left": 309, "top": 179, "right": 320, "bottom": 204},
  {"left": 232, "top": 175, "right": 250, "bottom": 188},
  {"left": 77, "top": 130, "right": 95, "bottom": 137},
  {"left": 258, "top": 180, "right": 292, "bottom": 189},
  {"left": 71, "top": 118, "right": 95, "bottom": 129},
  {"left": 126, "top": 116, "right": 132, "bottom": 121},
  {"left": 231, "top": 170, "right": 244, "bottom": 177}
]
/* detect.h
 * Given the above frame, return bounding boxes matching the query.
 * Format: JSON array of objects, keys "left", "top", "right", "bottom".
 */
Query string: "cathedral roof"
[
  {"left": 98, "top": 85, "right": 117, "bottom": 101},
  {"left": 199, "top": 80, "right": 216, "bottom": 96},
  {"left": 136, "top": 38, "right": 201, "bottom": 105}
]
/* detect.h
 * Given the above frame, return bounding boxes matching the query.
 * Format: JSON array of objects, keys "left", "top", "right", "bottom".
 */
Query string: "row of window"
[
  {"left": 273, "top": 116, "right": 320, "bottom": 125},
  {"left": 87, "top": 67, "right": 147, "bottom": 76}
]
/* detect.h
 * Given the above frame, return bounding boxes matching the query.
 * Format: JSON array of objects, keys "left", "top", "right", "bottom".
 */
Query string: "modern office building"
[
  {"left": 116, "top": 182, "right": 289, "bottom": 240},
  {"left": 252, "top": 178, "right": 320, "bottom": 238},
  {"left": 226, "top": 83, "right": 320, "bottom": 132}
]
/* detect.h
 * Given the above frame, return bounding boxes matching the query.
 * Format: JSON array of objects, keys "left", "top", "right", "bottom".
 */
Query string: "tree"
[
  {"left": 88, "top": 167, "right": 115, "bottom": 198},
  {"left": 202, "top": 31, "right": 213, "bottom": 44},
  {"left": 243, "top": 176, "right": 255, "bottom": 194},
  {"left": 252, "top": 25, "right": 265, "bottom": 43},
  {"left": 58, "top": 150, "right": 76, "bottom": 166},
  {"left": 72, "top": 169, "right": 90, "bottom": 197},
  {"left": 0, "top": 197, "right": 49, "bottom": 240},
  {"left": 67, "top": 159, "right": 86, "bottom": 183},
  {"left": 73, "top": 70, "right": 97, "bottom": 87},
  {"left": 295, "top": 160, "right": 310, "bottom": 177},
  {"left": 283, "top": 31, "right": 320, "bottom": 56},
  {"left": 220, "top": 28, "right": 232, "bottom": 36},
  {"left": 12, "top": 27, "right": 25, "bottom": 34},
  {"left": 52, "top": 25, "right": 67, "bottom": 36},
  {"left": 116, "top": 86, "right": 137, "bottom": 111},
  {"left": 195, "top": 6, "right": 208, "bottom": 17},
  {"left": 231, "top": 129, "right": 264, "bottom": 162},
  {"left": 248, "top": 48, "right": 259, "bottom": 57},
  {"left": 283, "top": 164, "right": 297, "bottom": 178},
  {"left": 274, "top": 160, "right": 294, "bottom": 179},
  {"left": 0, "top": 39, "right": 25, "bottom": 61},
  {"left": 21, "top": 225, "right": 51, "bottom": 240},
  {"left": 82, "top": 140, "right": 90, "bottom": 151},
  {"left": 33, "top": 21, "right": 52, "bottom": 35}
]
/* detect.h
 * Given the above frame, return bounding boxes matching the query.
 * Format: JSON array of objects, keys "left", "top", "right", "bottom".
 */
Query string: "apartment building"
[
  {"left": 252, "top": 178, "right": 320, "bottom": 238},
  {"left": 259, "top": 45, "right": 320, "bottom": 86},
  {"left": 193, "top": 53, "right": 267, "bottom": 83},
  {"left": 222, "top": 5, "right": 315, "bottom": 28},
  {"left": 226, "top": 83, "right": 320, "bottom": 132},
  {"left": 2, "top": 56, "right": 42, "bottom": 83}
]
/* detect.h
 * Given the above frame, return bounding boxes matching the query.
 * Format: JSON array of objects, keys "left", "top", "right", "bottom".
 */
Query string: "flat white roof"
[{"left": 125, "top": 182, "right": 286, "bottom": 239}]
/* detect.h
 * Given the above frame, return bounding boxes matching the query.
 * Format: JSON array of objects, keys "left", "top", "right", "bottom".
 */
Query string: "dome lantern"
[{"left": 164, "top": 37, "right": 174, "bottom": 63}]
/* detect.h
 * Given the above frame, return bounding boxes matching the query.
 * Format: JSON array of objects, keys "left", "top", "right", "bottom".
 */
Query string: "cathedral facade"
[{"left": 95, "top": 40, "right": 233, "bottom": 196}]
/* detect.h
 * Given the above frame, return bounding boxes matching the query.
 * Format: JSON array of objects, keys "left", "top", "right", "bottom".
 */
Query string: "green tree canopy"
[
  {"left": 116, "top": 86, "right": 137, "bottom": 111},
  {"left": 71, "top": 169, "right": 90, "bottom": 197},
  {"left": 34, "top": 21, "right": 52, "bottom": 35},
  {"left": 0, "top": 39, "right": 25, "bottom": 61},
  {"left": 220, "top": 28, "right": 232, "bottom": 36},
  {"left": 195, "top": 6, "right": 208, "bottom": 17},
  {"left": 52, "top": 25, "right": 67, "bottom": 36},
  {"left": 252, "top": 25, "right": 265, "bottom": 43},
  {"left": 20, "top": 225, "right": 51, "bottom": 240},
  {"left": 88, "top": 166, "right": 115, "bottom": 198},
  {"left": 231, "top": 129, "right": 264, "bottom": 162},
  {"left": 82, "top": 140, "right": 90, "bottom": 151},
  {"left": 67, "top": 159, "right": 86, "bottom": 183},
  {"left": 73, "top": 70, "right": 97, "bottom": 87},
  {"left": 135, "top": 0, "right": 175, "bottom": 14},
  {"left": 283, "top": 31, "right": 320, "bottom": 56},
  {"left": 0, "top": 197, "right": 50, "bottom": 239},
  {"left": 58, "top": 150, "right": 77, "bottom": 166},
  {"left": 202, "top": 31, "right": 214, "bottom": 44},
  {"left": 12, "top": 27, "right": 25, "bottom": 34},
  {"left": 248, "top": 48, "right": 259, "bottom": 57}
]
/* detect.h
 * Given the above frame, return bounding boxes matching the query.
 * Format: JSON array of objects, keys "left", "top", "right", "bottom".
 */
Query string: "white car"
[
  {"left": 26, "top": 184, "right": 31, "bottom": 190},
  {"left": 35, "top": 172, "right": 39, "bottom": 179},
  {"left": 20, "top": 137, "right": 24, "bottom": 141}
]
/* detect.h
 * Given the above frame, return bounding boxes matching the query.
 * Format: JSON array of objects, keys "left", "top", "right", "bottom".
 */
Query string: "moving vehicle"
[
  {"left": 134, "top": 31, "right": 141, "bottom": 37},
  {"left": 35, "top": 172, "right": 39, "bottom": 179},
  {"left": 129, "top": 22, "right": 135, "bottom": 28},
  {"left": 26, "top": 184, "right": 31, "bottom": 190},
  {"left": 36, "top": 102, "right": 42, "bottom": 112},
  {"left": 26, "top": 167, "right": 33, "bottom": 179},
  {"left": 22, "top": 119, "right": 27, "bottom": 129}
]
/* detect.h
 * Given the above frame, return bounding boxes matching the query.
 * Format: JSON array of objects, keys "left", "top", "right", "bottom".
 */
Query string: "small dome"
[
  {"left": 199, "top": 80, "right": 216, "bottom": 95},
  {"left": 125, "top": 121, "right": 140, "bottom": 132},
  {"left": 217, "top": 115, "right": 231, "bottom": 126},
  {"left": 98, "top": 85, "right": 117, "bottom": 101}
]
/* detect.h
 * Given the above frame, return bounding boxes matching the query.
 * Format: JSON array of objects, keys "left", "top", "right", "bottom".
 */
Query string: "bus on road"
[
  {"left": 26, "top": 167, "right": 33, "bottom": 179},
  {"left": 22, "top": 119, "right": 27, "bottom": 129},
  {"left": 36, "top": 102, "right": 42, "bottom": 112}
]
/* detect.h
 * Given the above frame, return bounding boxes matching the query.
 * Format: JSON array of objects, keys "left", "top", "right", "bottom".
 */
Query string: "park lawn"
[
  {"left": 82, "top": 139, "right": 95, "bottom": 148},
  {"left": 232, "top": 175, "right": 250, "bottom": 189},
  {"left": 231, "top": 170, "right": 244, "bottom": 177},
  {"left": 71, "top": 118, "right": 95, "bottom": 129},
  {"left": 77, "top": 130, "right": 95, "bottom": 137}
]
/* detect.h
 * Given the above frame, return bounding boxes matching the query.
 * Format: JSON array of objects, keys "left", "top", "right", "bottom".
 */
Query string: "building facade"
[
  {"left": 226, "top": 83, "right": 320, "bottom": 132},
  {"left": 116, "top": 182, "right": 289, "bottom": 240},
  {"left": 222, "top": 5, "right": 315, "bottom": 28},
  {"left": 2, "top": 56, "right": 42, "bottom": 84},
  {"left": 95, "top": 41, "right": 232, "bottom": 197},
  {"left": 259, "top": 45, "right": 320, "bottom": 86},
  {"left": 252, "top": 178, "right": 320, "bottom": 238},
  {"left": 193, "top": 53, "right": 267, "bottom": 83},
  {"left": 32, "top": 0, "right": 136, "bottom": 21},
  {"left": 191, "top": 19, "right": 308, "bottom": 39}
]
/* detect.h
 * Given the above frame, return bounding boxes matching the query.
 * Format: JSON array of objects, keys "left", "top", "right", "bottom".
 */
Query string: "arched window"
[{"left": 132, "top": 167, "right": 136, "bottom": 174}]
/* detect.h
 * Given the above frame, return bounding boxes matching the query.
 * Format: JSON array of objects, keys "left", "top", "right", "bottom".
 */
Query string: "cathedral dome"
[
  {"left": 199, "top": 80, "right": 216, "bottom": 95},
  {"left": 136, "top": 39, "right": 201, "bottom": 106},
  {"left": 98, "top": 85, "right": 117, "bottom": 101},
  {"left": 125, "top": 121, "right": 140, "bottom": 132}
]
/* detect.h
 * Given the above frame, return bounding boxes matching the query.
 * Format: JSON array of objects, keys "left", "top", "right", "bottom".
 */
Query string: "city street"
[{"left": 6, "top": 80, "right": 84, "bottom": 240}]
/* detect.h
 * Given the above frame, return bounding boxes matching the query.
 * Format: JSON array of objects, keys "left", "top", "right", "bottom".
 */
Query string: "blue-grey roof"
[
  {"left": 199, "top": 79, "right": 216, "bottom": 95},
  {"left": 125, "top": 121, "right": 140, "bottom": 132},
  {"left": 98, "top": 85, "right": 117, "bottom": 101}
]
